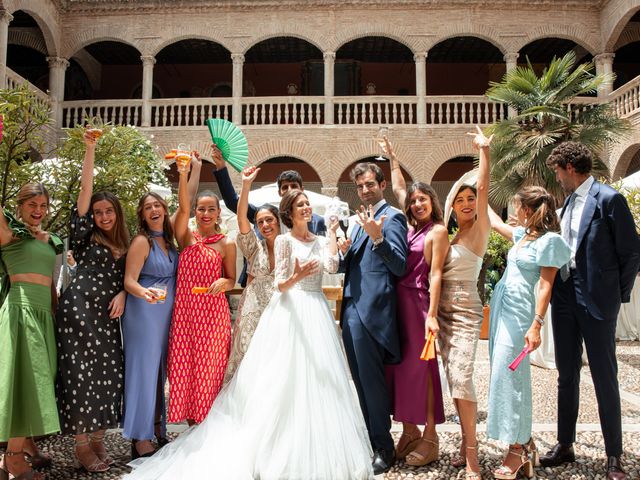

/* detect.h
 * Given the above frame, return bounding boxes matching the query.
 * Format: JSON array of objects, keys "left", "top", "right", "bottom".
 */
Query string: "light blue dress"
[
  {"left": 487, "top": 227, "right": 570, "bottom": 444},
  {"left": 122, "top": 232, "right": 178, "bottom": 440}
]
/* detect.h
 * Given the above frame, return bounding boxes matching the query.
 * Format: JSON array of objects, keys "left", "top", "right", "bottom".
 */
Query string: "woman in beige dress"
[
  {"left": 438, "top": 126, "right": 492, "bottom": 480},
  {"left": 224, "top": 166, "right": 281, "bottom": 381}
]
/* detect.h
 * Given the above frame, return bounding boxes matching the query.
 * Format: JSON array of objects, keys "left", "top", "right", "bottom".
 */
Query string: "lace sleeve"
[
  {"left": 236, "top": 230, "right": 260, "bottom": 264},
  {"left": 319, "top": 236, "right": 339, "bottom": 274},
  {"left": 273, "top": 234, "right": 292, "bottom": 287}
]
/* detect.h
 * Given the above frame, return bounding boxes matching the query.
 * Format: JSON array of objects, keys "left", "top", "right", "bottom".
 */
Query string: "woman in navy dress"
[{"left": 122, "top": 193, "right": 178, "bottom": 459}]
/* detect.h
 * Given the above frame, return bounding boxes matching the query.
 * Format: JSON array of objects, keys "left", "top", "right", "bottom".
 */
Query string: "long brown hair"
[
  {"left": 514, "top": 186, "right": 560, "bottom": 236},
  {"left": 136, "top": 192, "right": 175, "bottom": 250},
  {"left": 279, "top": 189, "right": 308, "bottom": 229},
  {"left": 15, "top": 183, "right": 50, "bottom": 219},
  {"left": 90, "top": 191, "right": 129, "bottom": 254},
  {"left": 404, "top": 182, "right": 444, "bottom": 227}
]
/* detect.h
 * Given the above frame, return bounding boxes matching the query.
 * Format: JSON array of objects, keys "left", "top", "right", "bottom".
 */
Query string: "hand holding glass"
[
  {"left": 374, "top": 127, "right": 389, "bottom": 161},
  {"left": 175, "top": 143, "right": 191, "bottom": 172},
  {"left": 150, "top": 284, "right": 168, "bottom": 304}
]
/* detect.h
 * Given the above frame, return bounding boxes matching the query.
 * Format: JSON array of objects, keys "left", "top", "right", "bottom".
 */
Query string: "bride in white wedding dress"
[{"left": 125, "top": 184, "right": 374, "bottom": 480}]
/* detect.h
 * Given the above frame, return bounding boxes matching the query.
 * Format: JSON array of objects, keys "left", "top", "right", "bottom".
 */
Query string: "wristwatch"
[
  {"left": 534, "top": 313, "right": 545, "bottom": 326},
  {"left": 372, "top": 236, "right": 384, "bottom": 247}
]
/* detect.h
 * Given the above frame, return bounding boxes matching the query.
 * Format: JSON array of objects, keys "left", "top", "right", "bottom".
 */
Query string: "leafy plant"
[
  {"left": 0, "top": 83, "right": 53, "bottom": 206},
  {"left": 610, "top": 180, "right": 640, "bottom": 234},
  {"left": 485, "top": 51, "right": 631, "bottom": 205},
  {"left": 480, "top": 230, "right": 512, "bottom": 305}
]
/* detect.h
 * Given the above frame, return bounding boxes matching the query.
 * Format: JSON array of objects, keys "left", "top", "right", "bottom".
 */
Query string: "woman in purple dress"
[{"left": 385, "top": 139, "right": 449, "bottom": 466}]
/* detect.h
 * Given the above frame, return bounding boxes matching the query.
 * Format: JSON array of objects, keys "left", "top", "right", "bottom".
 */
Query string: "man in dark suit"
[
  {"left": 541, "top": 142, "right": 640, "bottom": 480},
  {"left": 338, "top": 162, "right": 408, "bottom": 475},
  {"left": 208, "top": 147, "right": 326, "bottom": 285}
]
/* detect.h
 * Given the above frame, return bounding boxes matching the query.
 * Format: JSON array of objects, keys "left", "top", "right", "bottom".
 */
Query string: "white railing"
[
  {"left": 610, "top": 75, "right": 640, "bottom": 118},
  {"left": 61, "top": 99, "right": 143, "bottom": 128},
  {"left": 334, "top": 96, "right": 417, "bottom": 125},
  {"left": 5, "top": 68, "right": 51, "bottom": 112},
  {"left": 241, "top": 96, "right": 324, "bottom": 125},
  {"left": 425, "top": 96, "right": 507, "bottom": 125},
  {"left": 150, "top": 98, "right": 233, "bottom": 127}
]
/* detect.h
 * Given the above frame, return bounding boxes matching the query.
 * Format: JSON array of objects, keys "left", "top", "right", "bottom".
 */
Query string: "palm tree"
[{"left": 485, "top": 51, "right": 631, "bottom": 204}]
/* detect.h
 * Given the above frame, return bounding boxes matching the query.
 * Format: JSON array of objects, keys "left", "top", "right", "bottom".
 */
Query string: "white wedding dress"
[{"left": 125, "top": 233, "right": 374, "bottom": 480}]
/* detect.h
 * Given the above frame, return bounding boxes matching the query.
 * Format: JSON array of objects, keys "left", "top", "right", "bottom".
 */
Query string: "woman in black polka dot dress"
[{"left": 55, "top": 130, "right": 129, "bottom": 473}]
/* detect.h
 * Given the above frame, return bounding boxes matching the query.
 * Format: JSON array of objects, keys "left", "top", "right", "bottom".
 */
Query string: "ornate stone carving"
[
  {"left": 231, "top": 53, "right": 245, "bottom": 65},
  {"left": 46, "top": 56, "right": 70, "bottom": 70},
  {"left": 140, "top": 55, "right": 157, "bottom": 66}
]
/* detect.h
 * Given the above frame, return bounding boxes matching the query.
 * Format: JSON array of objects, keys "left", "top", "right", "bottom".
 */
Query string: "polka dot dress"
[
  {"left": 55, "top": 208, "right": 125, "bottom": 435},
  {"left": 167, "top": 233, "right": 231, "bottom": 424}
]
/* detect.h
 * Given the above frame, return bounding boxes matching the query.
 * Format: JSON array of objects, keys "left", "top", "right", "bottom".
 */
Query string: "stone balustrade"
[{"left": 610, "top": 74, "right": 640, "bottom": 119}]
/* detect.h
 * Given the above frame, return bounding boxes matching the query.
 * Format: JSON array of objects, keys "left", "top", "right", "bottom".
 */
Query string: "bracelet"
[{"left": 534, "top": 313, "right": 545, "bottom": 326}]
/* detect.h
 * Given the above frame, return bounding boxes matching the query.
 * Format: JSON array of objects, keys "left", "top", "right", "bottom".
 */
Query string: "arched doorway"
[{"left": 7, "top": 11, "right": 49, "bottom": 91}]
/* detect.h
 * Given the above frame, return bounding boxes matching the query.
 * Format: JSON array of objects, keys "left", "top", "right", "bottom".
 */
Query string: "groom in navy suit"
[
  {"left": 338, "top": 162, "right": 407, "bottom": 475},
  {"left": 542, "top": 142, "right": 640, "bottom": 480}
]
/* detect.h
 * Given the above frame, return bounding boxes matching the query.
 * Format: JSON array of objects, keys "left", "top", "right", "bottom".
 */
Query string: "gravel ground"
[{"left": 4, "top": 340, "right": 640, "bottom": 479}]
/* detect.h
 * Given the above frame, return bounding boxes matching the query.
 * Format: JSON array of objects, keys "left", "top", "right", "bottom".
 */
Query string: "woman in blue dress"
[
  {"left": 486, "top": 186, "right": 571, "bottom": 480},
  {"left": 122, "top": 192, "right": 178, "bottom": 459}
]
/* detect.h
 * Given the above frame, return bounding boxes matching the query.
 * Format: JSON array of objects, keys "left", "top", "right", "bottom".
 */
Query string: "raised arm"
[
  {"left": 170, "top": 151, "right": 201, "bottom": 227},
  {"left": 384, "top": 137, "right": 407, "bottom": 207},
  {"left": 77, "top": 130, "right": 98, "bottom": 217},
  {"left": 0, "top": 210, "right": 13, "bottom": 245},
  {"left": 469, "top": 125, "right": 492, "bottom": 228},
  {"left": 174, "top": 158, "right": 193, "bottom": 249},
  {"left": 210, "top": 145, "right": 258, "bottom": 222},
  {"left": 238, "top": 166, "right": 260, "bottom": 234},
  {"left": 488, "top": 205, "right": 514, "bottom": 241}
]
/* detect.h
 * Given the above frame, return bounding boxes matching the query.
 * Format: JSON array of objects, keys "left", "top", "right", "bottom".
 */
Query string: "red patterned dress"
[{"left": 167, "top": 233, "right": 231, "bottom": 423}]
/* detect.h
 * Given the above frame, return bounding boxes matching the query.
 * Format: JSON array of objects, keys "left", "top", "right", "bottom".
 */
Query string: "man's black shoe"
[
  {"left": 372, "top": 448, "right": 395, "bottom": 475},
  {"left": 539, "top": 443, "right": 575, "bottom": 467}
]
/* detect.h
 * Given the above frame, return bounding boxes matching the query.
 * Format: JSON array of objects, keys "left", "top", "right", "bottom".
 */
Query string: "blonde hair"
[
  {"left": 16, "top": 183, "right": 50, "bottom": 219},
  {"left": 514, "top": 186, "right": 560, "bottom": 236}
]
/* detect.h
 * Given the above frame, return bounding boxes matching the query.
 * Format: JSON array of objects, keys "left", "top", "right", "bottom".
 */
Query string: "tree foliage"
[{"left": 485, "top": 52, "right": 631, "bottom": 205}]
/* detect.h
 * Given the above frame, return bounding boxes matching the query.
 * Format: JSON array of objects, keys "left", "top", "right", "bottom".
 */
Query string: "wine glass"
[
  {"left": 175, "top": 143, "right": 191, "bottom": 172},
  {"left": 374, "top": 126, "right": 389, "bottom": 161}
]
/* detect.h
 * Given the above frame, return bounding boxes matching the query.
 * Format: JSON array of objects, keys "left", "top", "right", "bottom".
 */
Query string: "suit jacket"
[
  {"left": 555, "top": 180, "right": 640, "bottom": 321},
  {"left": 213, "top": 167, "right": 327, "bottom": 234},
  {"left": 339, "top": 203, "right": 408, "bottom": 363}
]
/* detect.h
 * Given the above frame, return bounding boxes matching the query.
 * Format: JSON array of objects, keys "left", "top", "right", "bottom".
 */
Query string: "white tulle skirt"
[{"left": 125, "top": 289, "right": 374, "bottom": 480}]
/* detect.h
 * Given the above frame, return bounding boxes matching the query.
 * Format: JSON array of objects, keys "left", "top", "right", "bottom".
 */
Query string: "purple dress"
[{"left": 385, "top": 222, "right": 445, "bottom": 425}]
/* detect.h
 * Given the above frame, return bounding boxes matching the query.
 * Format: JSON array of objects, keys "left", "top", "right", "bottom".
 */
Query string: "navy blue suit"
[
  {"left": 552, "top": 180, "right": 640, "bottom": 457},
  {"left": 213, "top": 167, "right": 326, "bottom": 286},
  {"left": 339, "top": 203, "right": 408, "bottom": 452}
]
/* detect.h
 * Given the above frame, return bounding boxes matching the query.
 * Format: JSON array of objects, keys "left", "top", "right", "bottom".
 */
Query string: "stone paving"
[{"left": 4, "top": 340, "right": 640, "bottom": 479}]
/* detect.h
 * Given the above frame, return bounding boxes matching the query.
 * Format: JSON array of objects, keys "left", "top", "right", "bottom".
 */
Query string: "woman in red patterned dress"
[{"left": 167, "top": 154, "right": 236, "bottom": 426}]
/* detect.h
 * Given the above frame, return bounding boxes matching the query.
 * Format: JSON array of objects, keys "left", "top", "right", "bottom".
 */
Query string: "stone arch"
[
  {"left": 151, "top": 34, "right": 233, "bottom": 58},
  {"left": 240, "top": 29, "right": 328, "bottom": 55},
  {"left": 513, "top": 27, "right": 597, "bottom": 55},
  {"left": 7, "top": 28, "right": 46, "bottom": 54},
  {"left": 613, "top": 23, "right": 640, "bottom": 50},
  {"left": 611, "top": 132, "right": 640, "bottom": 179},
  {"left": 426, "top": 139, "right": 476, "bottom": 183},
  {"left": 61, "top": 26, "right": 142, "bottom": 58},
  {"left": 6, "top": 0, "right": 59, "bottom": 55},
  {"left": 248, "top": 139, "right": 326, "bottom": 185},
  {"left": 425, "top": 27, "right": 507, "bottom": 55},
  {"left": 604, "top": 1, "right": 640, "bottom": 52},
  {"left": 333, "top": 27, "right": 417, "bottom": 54}
]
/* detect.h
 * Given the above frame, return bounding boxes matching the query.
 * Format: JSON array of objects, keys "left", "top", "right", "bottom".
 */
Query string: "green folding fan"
[{"left": 206, "top": 118, "right": 249, "bottom": 172}]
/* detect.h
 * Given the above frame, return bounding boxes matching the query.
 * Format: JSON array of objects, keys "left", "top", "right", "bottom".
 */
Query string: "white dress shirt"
[{"left": 564, "top": 175, "right": 594, "bottom": 269}]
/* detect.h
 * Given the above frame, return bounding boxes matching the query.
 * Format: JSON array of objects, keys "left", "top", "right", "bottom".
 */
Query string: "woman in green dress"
[{"left": 0, "top": 183, "right": 63, "bottom": 480}]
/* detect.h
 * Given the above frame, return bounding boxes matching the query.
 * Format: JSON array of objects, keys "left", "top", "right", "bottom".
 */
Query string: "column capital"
[
  {"left": 594, "top": 53, "right": 615, "bottom": 65},
  {"left": 413, "top": 52, "right": 427, "bottom": 63},
  {"left": 503, "top": 52, "right": 519, "bottom": 64},
  {"left": 231, "top": 53, "right": 245, "bottom": 65},
  {"left": 320, "top": 186, "right": 338, "bottom": 198},
  {"left": 46, "top": 56, "right": 70, "bottom": 70},
  {"left": 140, "top": 55, "right": 156, "bottom": 66},
  {"left": 0, "top": 8, "right": 13, "bottom": 25},
  {"left": 323, "top": 51, "right": 336, "bottom": 61}
]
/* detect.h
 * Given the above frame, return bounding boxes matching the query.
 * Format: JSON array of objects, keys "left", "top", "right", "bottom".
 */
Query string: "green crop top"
[{"left": 0, "top": 210, "right": 64, "bottom": 277}]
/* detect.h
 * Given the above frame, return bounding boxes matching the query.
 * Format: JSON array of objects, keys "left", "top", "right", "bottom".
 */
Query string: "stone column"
[
  {"left": 141, "top": 55, "right": 156, "bottom": 127},
  {"left": 414, "top": 52, "right": 427, "bottom": 125},
  {"left": 324, "top": 51, "right": 336, "bottom": 125},
  {"left": 504, "top": 52, "right": 519, "bottom": 118},
  {"left": 231, "top": 53, "right": 244, "bottom": 124},
  {"left": 321, "top": 185, "right": 338, "bottom": 198},
  {"left": 47, "top": 56, "right": 69, "bottom": 128},
  {"left": 595, "top": 53, "right": 615, "bottom": 97},
  {"left": 0, "top": 9, "right": 13, "bottom": 88}
]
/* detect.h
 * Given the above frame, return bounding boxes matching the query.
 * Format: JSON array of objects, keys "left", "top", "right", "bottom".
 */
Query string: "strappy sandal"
[
  {"left": 405, "top": 438, "right": 439, "bottom": 467},
  {"left": 464, "top": 443, "right": 482, "bottom": 480},
  {"left": 0, "top": 451, "right": 45, "bottom": 480},
  {"left": 493, "top": 447, "right": 533, "bottom": 480},
  {"left": 395, "top": 432, "right": 421, "bottom": 460},
  {"left": 524, "top": 437, "right": 539, "bottom": 467},
  {"left": 74, "top": 439, "right": 110, "bottom": 473},
  {"left": 451, "top": 435, "right": 467, "bottom": 468},
  {"left": 23, "top": 439, "right": 52, "bottom": 470},
  {"left": 89, "top": 433, "right": 114, "bottom": 466},
  {"left": 154, "top": 421, "right": 169, "bottom": 448}
]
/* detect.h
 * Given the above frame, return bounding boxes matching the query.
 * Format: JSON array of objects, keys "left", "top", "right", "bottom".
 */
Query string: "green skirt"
[{"left": 0, "top": 282, "right": 60, "bottom": 441}]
